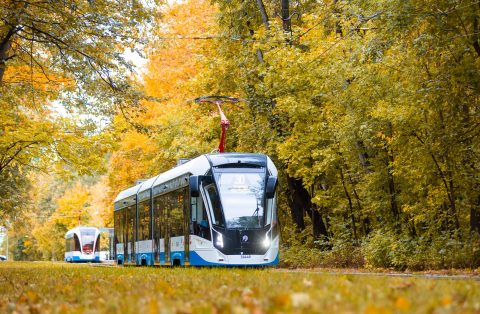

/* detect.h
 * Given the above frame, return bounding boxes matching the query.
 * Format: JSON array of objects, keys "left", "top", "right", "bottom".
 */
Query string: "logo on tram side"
[{"left": 242, "top": 235, "right": 249, "bottom": 242}]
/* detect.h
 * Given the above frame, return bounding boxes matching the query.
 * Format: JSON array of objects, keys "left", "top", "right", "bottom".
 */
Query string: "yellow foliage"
[
  {"left": 55, "top": 182, "right": 91, "bottom": 229},
  {"left": 3, "top": 64, "right": 74, "bottom": 93},
  {"left": 108, "top": 130, "right": 159, "bottom": 198},
  {"left": 145, "top": 0, "right": 218, "bottom": 101},
  {"left": 108, "top": 0, "right": 220, "bottom": 197},
  {"left": 28, "top": 173, "right": 111, "bottom": 260}
]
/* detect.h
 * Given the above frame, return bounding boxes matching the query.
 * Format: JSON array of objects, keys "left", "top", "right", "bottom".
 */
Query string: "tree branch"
[{"left": 256, "top": 0, "right": 270, "bottom": 30}]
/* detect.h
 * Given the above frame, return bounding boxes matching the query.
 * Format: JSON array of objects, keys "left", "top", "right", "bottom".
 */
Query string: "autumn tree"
[
  {"left": 0, "top": 0, "right": 157, "bottom": 223},
  {"left": 205, "top": 0, "right": 480, "bottom": 268},
  {"left": 106, "top": 0, "right": 221, "bottom": 203},
  {"left": 23, "top": 174, "right": 110, "bottom": 260}
]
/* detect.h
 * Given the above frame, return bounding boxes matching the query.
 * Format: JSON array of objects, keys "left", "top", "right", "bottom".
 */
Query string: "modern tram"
[
  {"left": 113, "top": 153, "right": 279, "bottom": 266},
  {"left": 64, "top": 227, "right": 101, "bottom": 262}
]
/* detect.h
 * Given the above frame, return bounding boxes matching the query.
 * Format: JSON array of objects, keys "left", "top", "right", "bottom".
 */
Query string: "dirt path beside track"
[
  {"left": 89, "top": 261, "right": 480, "bottom": 280},
  {"left": 274, "top": 268, "right": 480, "bottom": 281}
]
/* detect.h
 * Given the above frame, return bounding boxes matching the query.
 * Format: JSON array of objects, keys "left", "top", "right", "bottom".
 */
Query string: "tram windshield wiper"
[{"left": 251, "top": 207, "right": 260, "bottom": 217}]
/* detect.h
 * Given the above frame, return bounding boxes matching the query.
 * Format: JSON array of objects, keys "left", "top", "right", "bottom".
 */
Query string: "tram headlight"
[
  {"left": 263, "top": 233, "right": 271, "bottom": 248},
  {"left": 215, "top": 232, "right": 224, "bottom": 248}
]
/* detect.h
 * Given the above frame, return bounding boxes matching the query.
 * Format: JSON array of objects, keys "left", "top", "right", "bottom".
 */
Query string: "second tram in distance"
[
  {"left": 113, "top": 153, "right": 279, "bottom": 266},
  {"left": 64, "top": 227, "right": 101, "bottom": 262}
]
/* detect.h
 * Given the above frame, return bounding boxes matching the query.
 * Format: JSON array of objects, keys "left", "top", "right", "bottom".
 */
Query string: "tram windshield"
[
  {"left": 208, "top": 168, "right": 266, "bottom": 229},
  {"left": 80, "top": 229, "right": 96, "bottom": 254}
]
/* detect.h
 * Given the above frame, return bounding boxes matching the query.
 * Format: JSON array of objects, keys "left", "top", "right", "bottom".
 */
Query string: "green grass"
[{"left": 0, "top": 262, "right": 479, "bottom": 313}]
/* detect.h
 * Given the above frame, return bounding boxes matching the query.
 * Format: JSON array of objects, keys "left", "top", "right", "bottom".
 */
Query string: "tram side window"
[
  {"left": 114, "top": 211, "right": 119, "bottom": 244},
  {"left": 95, "top": 235, "right": 100, "bottom": 252},
  {"left": 74, "top": 234, "right": 81, "bottom": 251},
  {"left": 205, "top": 184, "right": 225, "bottom": 227},
  {"left": 66, "top": 237, "right": 72, "bottom": 252},
  {"left": 190, "top": 197, "right": 197, "bottom": 233},
  {"left": 138, "top": 200, "right": 150, "bottom": 241},
  {"left": 126, "top": 205, "right": 136, "bottom": 244},
  {"left": 121, "top": 209, "right": 126, "bottom": 244},
  {"left": 191, "top": 197, "right": 211, "bottom": 240},
  {"left": 114, "top": 209, "right": 125, "bottom": 244},
  {"left": 168, "top": 189, "right": 185, "bottom": 237},
  {"left": 153, "top": 195, "right": 163, "bottom": 241},
  {"left": 183, "top": 188, "right": 189, "bottom": 255}
]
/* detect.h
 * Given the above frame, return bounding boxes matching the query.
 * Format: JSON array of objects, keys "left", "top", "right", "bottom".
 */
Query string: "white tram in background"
[
  {"left": 64, "top": 227, "right": 101, "bottom": 263},
  {"left": 113, "top": 153, "right": 279, "bottom": 266}
]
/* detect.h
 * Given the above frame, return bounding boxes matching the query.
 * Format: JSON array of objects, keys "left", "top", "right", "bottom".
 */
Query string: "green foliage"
[
  {"left": 204, "top": 0, "right": 480, "bottom": 269},
  {"left": 363, "top": 229, "right": 480, "bottom": 270},
  {"left": 0, "top": 166, "right": 29, "bottom": 222},
  {"left": 280, "top": 241, "right": 364, "bottom": 269},
  {"left": 280, "top": 226, "right": 320, "bottom": 268},
  {"left": 5, "top": 0, "right": 480, "bottom": 271},
  {"left": 280, "top": 221, "right": 364, "bottom": 268},
  {"left": 362, "top": 229, "right": 396, "bottom": 269},
  {"left": 319, "top": 238, "right": 364, "bottom": 268}
]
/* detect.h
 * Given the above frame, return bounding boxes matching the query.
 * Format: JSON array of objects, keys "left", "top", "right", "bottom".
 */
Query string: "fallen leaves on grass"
[{"left": 0, "top": 262, "right": 479, "bottom": 313}]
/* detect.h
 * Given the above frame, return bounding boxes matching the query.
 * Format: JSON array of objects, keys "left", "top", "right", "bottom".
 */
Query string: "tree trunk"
[
  {"left": 471, "top": 197, "right": 480, "bottom": 234},
  {"left": 445, "top": 158, "right": 460, "bottom": 230},
  {"left": 386, "top": 154, "right": 399, "bottom": 220},
  {"left": 281, "top": 0, "right": 291, "bottom": 32},
  {"left": 310, "top": 205, "right": 328, "bottom": 239},
  {"left": 0, "top": 27, "right": 17, "bottom": 85},
  {"left": 383, "top": 123, "right": 400, "bottom": 229},
  {"left": 473, "top": 3, "right": 480, "bottom": 57},
  {"left": 459, "top": 102, "right": 479, "bottom": 234},
  {"left": 340, "top": 167, "right": 358, "bottom": 242},
  {"left": 333, "top": 0, "right": 343, "bottom": 36},
  {"left": 356, "top": 141, "right": 372, "bottom": 172},
  {"left": 286, "top": 176, "right": 329, "bottom": 239},
  {"left": 254, "top": 1, "right": 269, "bottom": 63},
  {"left": 286, "top": 176, "right": 307, "bottom": 230}
]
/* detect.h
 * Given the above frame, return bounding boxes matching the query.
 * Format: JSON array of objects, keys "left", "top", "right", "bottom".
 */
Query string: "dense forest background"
[{"left": 1, "top": 0, "right": 480, "bottom": 269}]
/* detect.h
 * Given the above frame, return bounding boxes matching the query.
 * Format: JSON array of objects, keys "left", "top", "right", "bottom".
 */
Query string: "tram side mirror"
[
  {"left": 265, "top": 176, "right": 278, "bottom": 199},
  {"left": 190, "top": 176, "right": 201, "bottom": 197},
  {"left": 189, "top": 175, "right": 213, "bottom": 197}
]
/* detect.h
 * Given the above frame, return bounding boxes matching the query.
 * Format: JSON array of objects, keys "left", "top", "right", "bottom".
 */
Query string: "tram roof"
[
  {"left": 136, "top": 175, "right": 159, "bottom": 194},
  {"left": 140, "top": 155, "right": 210, "bottom": 194},
  {"left": 206, "top": 153, "right": 267, "bottom": 167},
  {"left": 114, "top": 155, "right": 210, "bottom": 205},
  {"left": 65, "top": 226, "right": 99, "bottom": 237},
  {"left": 113, "top": 153, "right": 277, "bottom": 206},
  {"left": 113, "top": 184, "right": 143, "bottom": 204}
]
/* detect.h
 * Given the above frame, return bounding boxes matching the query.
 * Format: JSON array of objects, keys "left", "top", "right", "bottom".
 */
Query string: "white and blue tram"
[
  {"left": 64, "top": 227, "right": 101, "bottom": 262},
  {"left": 113, "top": 153, "right": 279, "bottom": 266}
]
